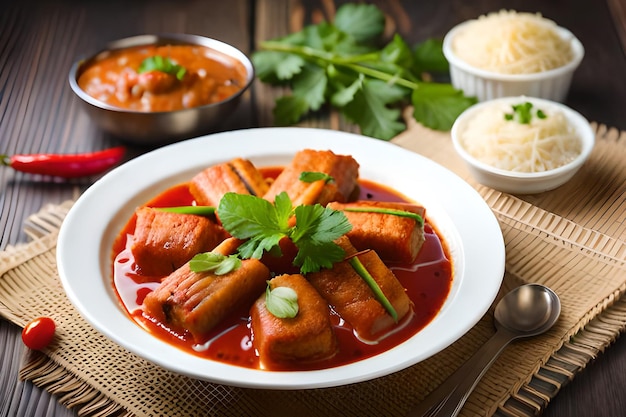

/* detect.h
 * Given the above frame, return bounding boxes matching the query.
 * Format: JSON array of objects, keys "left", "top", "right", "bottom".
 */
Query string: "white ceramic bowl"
[
  {"left": 451, "top": 96, "right": 595, "bottom": 194},
  {"left": 443, "top": 19, "right": 584, "bottom": 102},
  {"left": 57, "top": 128, "right": 505, "bottom": 389}
]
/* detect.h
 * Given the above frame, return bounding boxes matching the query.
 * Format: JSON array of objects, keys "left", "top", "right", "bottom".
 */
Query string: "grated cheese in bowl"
[
  {"left": 451, "top": 96, "right": 595, "bottom": 194},
  {"left": 442, "top": 11, "right": 584, "bottom": 102},
  {"left": 458, "top": 101, "right": 581, "bottom": 173},
  {"left": 451, "top": 10, "right": 574, "bottom": 75}
]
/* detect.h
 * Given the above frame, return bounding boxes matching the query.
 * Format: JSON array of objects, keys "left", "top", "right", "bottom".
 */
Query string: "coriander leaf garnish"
[
  {"left": 412, "top": 38, "right": 450, "bottom": 75},
  {"left": 270, "top": 62, "right": 329, "bottom": 125},
  {"left": 292, "top": 64, "right": 328, "bottom": 111},
  {"left": 217, "top": 192, "right": 352, "bottom": 274},
  {"left": 155, "top": 206, "right": 216, "bottom": 216},
  {"left": 504, "top": 102, "right": 548, "bottom": 124},
  {"left": 341, "top": 79, "right": 408, "bottom": 140},
  {"left": 138, "top": 56, "right": 187, "bottom": 81},
  {"left": 342, "top": 206, "right": 424, "bottom": 227},
  {"left": 252, "top": 3, "right": 476, "bottom": 140},
  {"left": 265, "top": 284, "right": 299, "bottom": 318},
  {"left": 348, "top": 255, "right": 398, "bottom": 321},
  {"left": 274, "top": 95, "right": 310, "bottom": 126},
  {"left": 189, "top": 252, "right": 242, "bottom": 275},
  {"left": 217, "top": 193, "right": 290, "bottom": 260},
  {"left": 334, "top": 3, "right": 385, "bottom": 44},
  {"left": 291, "top": 204, "right": 352, "bottom": 273},
  {"left": 380, "top": 34, "right": 415, "bottom": 73},
  {"left": 412, "top": 83, "right": 477, "bottom": 131},
  {"left": 330, "top": 73, "right": 364, "bottom": 107},
  {"left": 254, "top": 51, "right": 306, "bottom": 82},
  {"left": 299, "top": 171, "right": 335, "bottom": 183}
]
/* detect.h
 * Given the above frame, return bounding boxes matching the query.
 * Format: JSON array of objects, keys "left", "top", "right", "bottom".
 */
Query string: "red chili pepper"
[{"left": 1, "top": 146, "right": 125, "bottom": 178}]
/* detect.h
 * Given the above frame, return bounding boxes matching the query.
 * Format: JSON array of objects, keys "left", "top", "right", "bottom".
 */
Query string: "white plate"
[{"left": 57, "top": 127, "right": 505, "bottom": 389}]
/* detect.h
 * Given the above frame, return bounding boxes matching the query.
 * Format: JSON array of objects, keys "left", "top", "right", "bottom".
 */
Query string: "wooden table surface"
[{"left": 1, "top": 1, "right": 625, "bottom": 416}]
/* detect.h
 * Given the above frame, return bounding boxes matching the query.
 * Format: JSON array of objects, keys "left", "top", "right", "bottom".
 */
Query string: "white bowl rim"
[
  {"left": 68, "top": 33, "right": 255, "bottom": 115},
  {"left": 451, "top": 96, "right": 596, "bottom": 179},
  {"left": 443, "top": 19, "right": 585, "bottom": 82}
]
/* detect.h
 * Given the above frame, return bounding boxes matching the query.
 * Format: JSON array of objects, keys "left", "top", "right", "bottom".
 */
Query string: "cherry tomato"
[{"left": 21, "top": 317, "right": 56, "bottom": 350}]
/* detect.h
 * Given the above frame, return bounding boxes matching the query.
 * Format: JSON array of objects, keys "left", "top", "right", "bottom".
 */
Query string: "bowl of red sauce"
[{"left": 69, "top": 34, "right": 254, "bottom": 145}]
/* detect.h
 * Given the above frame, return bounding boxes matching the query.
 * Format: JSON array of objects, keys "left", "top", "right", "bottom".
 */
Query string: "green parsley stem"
[
  {"left": 154, "top": 206, "right": 216, "bottom": 216},
  {"left": 260, "top": 41, "right": 420, "bottom": 90},
  {"left": 342, "top": 207, "right": 424, "bottom": 226},
  {"left": 343, "top": 62, "right": 417, "bottom": 89},
  {"left": 348, "top": 256, "right": 398, "bottom": 322}
]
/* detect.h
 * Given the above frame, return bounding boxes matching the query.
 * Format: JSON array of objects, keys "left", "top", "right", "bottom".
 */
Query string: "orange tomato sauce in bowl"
[{"left": 77, "top": 44, "right": 248, "bottom": 112}]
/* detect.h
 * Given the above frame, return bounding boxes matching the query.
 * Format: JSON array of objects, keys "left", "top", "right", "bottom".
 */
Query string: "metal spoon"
[{"left": 407, "top": 283, "right": 561, "bottom": 417}]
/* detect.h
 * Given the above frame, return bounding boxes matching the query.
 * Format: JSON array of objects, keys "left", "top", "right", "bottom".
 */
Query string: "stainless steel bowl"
[{"left": 69, "top": 34, "right": 254, "bottom": 145}]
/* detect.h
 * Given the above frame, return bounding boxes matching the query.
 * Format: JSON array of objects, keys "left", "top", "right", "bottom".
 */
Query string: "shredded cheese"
[
  {"left": 459, "top": 102, "right": 582, "bottom": 173},
  {"left": 452, "top": 10, "right": 574, "bottom": 74}
]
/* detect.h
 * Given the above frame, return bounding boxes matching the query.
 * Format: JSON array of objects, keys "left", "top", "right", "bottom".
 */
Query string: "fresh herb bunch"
[{"left": 252, "top": 3, "right": 476, "bottom": 140}]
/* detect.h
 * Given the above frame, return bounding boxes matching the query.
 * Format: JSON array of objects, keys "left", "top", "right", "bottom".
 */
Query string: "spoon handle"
[{"left": 406, "top": 329, "right": 516, "bottom": 417}]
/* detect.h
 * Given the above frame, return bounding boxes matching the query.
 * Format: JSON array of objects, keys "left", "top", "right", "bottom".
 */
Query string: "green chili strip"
[
  {"left": 155, "top": 206, "right": 216, "bottom": 216},
  {"left": 343, "top": 207, "right": 424, "bottom": 227},
  {"left": 348, "top": 256, "right": 398, "bottom": 322}
]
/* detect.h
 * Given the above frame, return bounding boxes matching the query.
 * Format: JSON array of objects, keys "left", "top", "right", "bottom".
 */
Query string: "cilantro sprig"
[
  {"left": 138, "top": 55, "right": 187, "bottom": 81},
  {"left": 252, "top": 3, "right": 476, "bottom": 140},
  {"left": 217, "top": 192, "right": 352, "bottom": 274},
  {"left": 504, "top": 102, "right": 548, "bottom": 124}
]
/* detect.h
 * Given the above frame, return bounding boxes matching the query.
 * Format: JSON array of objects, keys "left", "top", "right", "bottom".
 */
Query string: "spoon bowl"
[
  {"left": 495, "top": 284, "right": 561, "bottom": 336},
  {"left": 408, "top": 284, "right": 561, "bottom": 417}
]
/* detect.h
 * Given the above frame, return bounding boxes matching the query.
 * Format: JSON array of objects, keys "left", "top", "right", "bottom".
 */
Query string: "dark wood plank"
[
  {"left": 543, "top": 333, "right": 626, "bottom": 417},
  {"left": 608, "top": 0, "right": 626, "bottom": 56}
]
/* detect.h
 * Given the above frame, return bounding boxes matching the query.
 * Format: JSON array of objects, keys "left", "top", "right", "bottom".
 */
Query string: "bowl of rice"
[
  {"left": 443, "top": 10, "right": 584, "bottom": 102},
  {"left": 451, "top": 96, "right": 595, "bottom": 194}
]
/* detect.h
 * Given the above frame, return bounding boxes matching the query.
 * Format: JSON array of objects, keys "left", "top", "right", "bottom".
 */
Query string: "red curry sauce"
[
  {"left": 112, "top": 173, "right": 453, "bottom": 371},
  {"left": 78, "top": 44, "right": 247, "bottom": 112}
]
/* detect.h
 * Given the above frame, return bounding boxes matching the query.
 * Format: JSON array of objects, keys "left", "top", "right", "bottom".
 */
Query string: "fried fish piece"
[
  {"left": 131, "top": 207, "right": 227, "bottom": 276},
  {"left": 263, "top": 149, "right": 359, "bottom": 206},
  {"left": 307, "top": 237, "right": 411, "bottom": 341},
  {"left": 189, "top": 157, "right": 269, "bottom": 207},
  {"left": 142, "top": 256, "right": 270, "bottom": 341},
  {"left": 327, "top": 201, "right": 426, "bottom": 263},
  {"left": 250, "top": 274, "right": 337, "bottom": 368}
]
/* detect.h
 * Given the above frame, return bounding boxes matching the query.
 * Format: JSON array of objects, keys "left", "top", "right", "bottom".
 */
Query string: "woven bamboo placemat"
[{"left": 1, "top": 120, "right": 624, "bottom": 417}]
